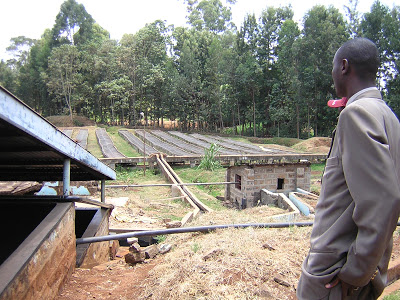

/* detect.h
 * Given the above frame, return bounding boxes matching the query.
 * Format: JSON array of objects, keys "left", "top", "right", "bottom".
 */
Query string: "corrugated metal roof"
[{"left": 0, "top": 86, "right": 116, "bottom": 181}]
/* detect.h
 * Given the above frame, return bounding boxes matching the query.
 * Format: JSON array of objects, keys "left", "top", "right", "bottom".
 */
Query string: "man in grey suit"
[{"left": 297, "top": 38, "right": 400, "bottom": 299}]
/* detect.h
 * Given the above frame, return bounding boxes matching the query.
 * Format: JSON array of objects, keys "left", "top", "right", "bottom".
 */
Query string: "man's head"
[{"left": 332, "top": 38, "right": 379, "bottom": 98}]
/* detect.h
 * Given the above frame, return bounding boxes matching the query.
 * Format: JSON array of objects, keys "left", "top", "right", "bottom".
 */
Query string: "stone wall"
[
  {"left": 0, "top": 203, "right": 76, "bottom": 300},
  {"left": 225, "top": 162, "right": 311, "bottom": 208}
]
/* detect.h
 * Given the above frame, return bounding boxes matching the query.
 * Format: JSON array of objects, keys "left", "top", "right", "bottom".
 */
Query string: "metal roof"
[{"left": 0, "top": 86, "right": 116, "bottom": 181}]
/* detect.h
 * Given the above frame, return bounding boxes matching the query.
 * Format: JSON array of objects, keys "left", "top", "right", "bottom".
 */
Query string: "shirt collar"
[{"left": 347, "top": 87, "right": 379, "bottom": 106}]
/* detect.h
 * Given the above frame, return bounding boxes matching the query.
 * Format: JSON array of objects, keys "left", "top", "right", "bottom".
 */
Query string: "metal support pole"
[
  {"left": 63, "top": 159, "right": 71, "bottom": 196},
  {"left": 101, "top": 180, "right": 105, "bottom": 203}
]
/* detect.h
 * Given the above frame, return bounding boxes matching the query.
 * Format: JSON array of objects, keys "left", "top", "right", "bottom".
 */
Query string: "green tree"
[
  {"left": 52, "top": 0, "right": 94, "bottom": 46},
  {"left": 45, "top": 44, "right": 81, "bottom": 121},
  {"left": 95, "top": 76, "right": 132, "bottom": 125},
  {"left": 78, "top": 24, "right": 115, "bottom": 120},
  {"left": 0, "top": 60, "right": 17, "bottom": 93},
  {"left": 186, "top": 0, "right": 236, "bottom": 33},
  {"left": 119, "top": 20, "right": 169, "bottom": 127},
  {"left": 344, "top": 0, "right": 362, "bottom": 37},
  {"left": 297, "top": 5, "right": 348, "bottom": 137},
  {"left": 234, "top": 13, "right": 261, "bottom": 136},
  {"left": 361, "top": 1, "right": 392, "bottom": 88},
  {"left": 274, "top": 19, "right": 301, "bottom": 137},
  {"left": 258, "top": 6, "right": 294, "bottom": 136}
]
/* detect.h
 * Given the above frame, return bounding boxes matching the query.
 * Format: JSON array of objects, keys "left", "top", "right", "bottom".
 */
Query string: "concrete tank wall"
[{"left": 0, "top": 203, "right": 76, "bottom": 300}]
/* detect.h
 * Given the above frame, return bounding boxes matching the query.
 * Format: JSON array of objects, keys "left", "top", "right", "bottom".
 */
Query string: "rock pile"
[{"left": 124, "top": 238, "right": 172, "bottom": 265}]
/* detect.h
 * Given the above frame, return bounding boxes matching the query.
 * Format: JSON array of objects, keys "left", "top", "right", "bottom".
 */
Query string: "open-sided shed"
[{"left": 0, "top": 86, "right": 116, "bottom": 300}]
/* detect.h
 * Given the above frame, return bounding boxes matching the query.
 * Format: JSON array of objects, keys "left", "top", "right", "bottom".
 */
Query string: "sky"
[{"left": 0, "top": 0, "right": 398, "bottom": 61}]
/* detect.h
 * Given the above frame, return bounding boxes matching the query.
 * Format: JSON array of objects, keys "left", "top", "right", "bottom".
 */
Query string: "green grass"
[
  {"left": 174, "top": 166, "right": 226, "bottom": 197},
  {"left": 384, "top": 290, "right": 400, "bottom": 299},
  {"left": 310, "top": 163, "right": 325, "bottom": 194},
  {"left": 86, "top": 127, "right": 104, "bottom": 158},
  {"left": 110, "top": 166, "right": 164, "bottom": 184},
  {"left": 173, "top": 165, "right": 227, "bottom": 210},
  {"left": 155, "top": 235, "right": 167, "bottom": 243},
  {"left": 106, "top": 127, "right": 141, "bottom": 157},
  {"left": 198, "top": 143, "right": 221, "bottom": 171},
  {"left": 160, "top": 214, "right": 184, "bottom": 221},
  {"left": 311, "top": 163, "right": 326, "bottom": 173}
]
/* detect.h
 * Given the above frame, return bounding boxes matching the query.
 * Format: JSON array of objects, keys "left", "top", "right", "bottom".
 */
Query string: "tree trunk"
[
  {"left": 307, "top": 104, "right": 310, "bottom": 139},
  {"left": 252, "top": 88, "right": 256, "bottom": 137},
  {"left": 296, "top": 103, "right": 300, "bottom": 139}
]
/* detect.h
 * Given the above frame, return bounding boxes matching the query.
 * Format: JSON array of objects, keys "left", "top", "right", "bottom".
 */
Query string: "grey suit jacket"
[{"left": 297, "top": 89, "right": 400, "bottom": 299}]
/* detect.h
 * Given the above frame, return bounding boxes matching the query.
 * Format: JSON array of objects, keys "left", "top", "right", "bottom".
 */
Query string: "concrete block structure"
[{"left": 225, "top": 162, "right": 311, "bottom": 208}]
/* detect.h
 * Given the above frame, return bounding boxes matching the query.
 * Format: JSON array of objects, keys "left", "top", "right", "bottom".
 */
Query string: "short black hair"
[{"left": 337, "top": 38, "right": 380, "bottom": 80}]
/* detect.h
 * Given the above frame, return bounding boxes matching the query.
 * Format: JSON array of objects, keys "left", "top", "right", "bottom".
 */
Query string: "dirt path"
[{"left": 57, "top": 247, "right": 160, "bottom": 300}]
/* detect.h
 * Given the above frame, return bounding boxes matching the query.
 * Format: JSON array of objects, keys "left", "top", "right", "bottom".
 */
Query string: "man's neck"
[{"left": 346, "top": 82, "right": 376, "bottom": 99}]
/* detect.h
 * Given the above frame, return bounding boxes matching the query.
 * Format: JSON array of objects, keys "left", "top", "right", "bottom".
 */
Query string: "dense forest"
[{"left": 1, "top": 0, "right": 399, "bottom": 138}]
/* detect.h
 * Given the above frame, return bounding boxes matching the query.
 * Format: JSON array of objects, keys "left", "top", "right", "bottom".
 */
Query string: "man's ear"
[{"left": 341, "top": 58, "right": 349, "bottom": 75}]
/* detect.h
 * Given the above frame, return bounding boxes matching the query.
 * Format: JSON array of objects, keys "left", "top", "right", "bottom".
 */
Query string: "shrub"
[{"left": 198, "top": 143, "right": 221, "bottom": 171}]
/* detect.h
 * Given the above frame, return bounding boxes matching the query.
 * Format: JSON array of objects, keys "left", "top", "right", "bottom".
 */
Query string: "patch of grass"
[
  {"left": 112, "top": 166, "right": 163, "bottom": 184},
  {"left": 292, "top": 144, "right": 307, "bottom": 152},
  {"left": 310, "top": 163, "right": 325, "bottom": 194},
  {"left": 384, "top": 291, "right": 400, "bottom": 300},
  {"left": 172, "top": 198, "right": 192, "bottom": 208},
  {"left": 86, "top": 126, "right": 103, "bottom": 158},
  {"left": 106, "top": 127, "right": 141, "bottom": 157},
  {"left": 155, "top": 235, "right": 167, "bottom": 243},
  {"left": 191, "top": 242, "right": 201, "bottom": 253},
  {"left": 311, "top": 163, "right": 326, "bottom": 173},
  {"left": 200, "top": 197, "right": 226, "bottom": 211},
  {"left": 174, "top": 166, "right": 226, "bottom": 210},
  {"left": 160, "top": 214, "right": 183, "bottom": 221},
  {"left": 198, "top": 143, "right": 221, "bottom": 171}
]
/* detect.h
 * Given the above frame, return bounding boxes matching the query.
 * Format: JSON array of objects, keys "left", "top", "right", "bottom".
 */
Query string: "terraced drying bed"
[
  {"left": 95, "top": 128, "right": 125, "bottom": 158},
  {"left": 75, "top": 129, "right": 88, "bottom": 149},
  {"left": 150, "top": 130, "right": 205, "bottom": 155},
  {"left": 169, "top": 131, "right": 238, "bottom": 155},
  {"left": 62, "top": 129, "right": 73, "bottom": 138},
  {"left": 135, "top": 130, "right": 192, "bottom": 156},
  {"left": 190, "top": 133, "right": 261, "bottom": 154},
  {"left": 119, "top": 130, "right": 158, "bottom": 155},
  {"left": 211, "top": 135, "right": 280, "bottom": 154}
]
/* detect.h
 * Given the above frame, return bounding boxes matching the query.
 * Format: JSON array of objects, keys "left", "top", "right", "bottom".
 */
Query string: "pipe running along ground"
[{"left": 76, "top": 221, "right": 314, "bottom": 245}]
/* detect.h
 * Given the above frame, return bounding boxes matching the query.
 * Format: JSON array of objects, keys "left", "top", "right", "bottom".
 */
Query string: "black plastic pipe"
[{"left": 76, "top": 221, "right": 314, "bottom": 245}]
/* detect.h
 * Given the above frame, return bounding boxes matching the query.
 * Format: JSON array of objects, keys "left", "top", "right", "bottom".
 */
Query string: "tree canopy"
[{"left": 2, "top": 0, "right": 400, "bottom": 138}]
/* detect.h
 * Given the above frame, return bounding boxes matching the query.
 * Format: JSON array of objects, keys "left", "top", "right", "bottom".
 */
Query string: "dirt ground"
[
  {"left": 55, "top": 135, "right": 400, "bottom": 299},
  {"left": 57, "top": 247, "right": 159, "bottom": 300},
  {"left": 292, "top": 137, "right": 331, "bottom": 154},
  {"left": 57, "top": 178, "right": 308, "bottom": 300}
]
